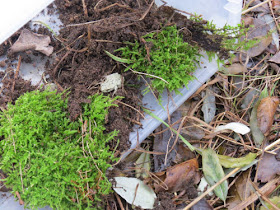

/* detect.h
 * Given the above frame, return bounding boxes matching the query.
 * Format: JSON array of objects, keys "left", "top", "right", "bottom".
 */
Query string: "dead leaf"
[
  {"left": 202, "top": 148, "right": 228, "bottom": 201},
  {"left": 135, "top": 151, "right": 151, "bottom": 179},
  {"left": 181, "top": 122, "right": 205, "bottom": 140},
  {"left": 273, "top": 0, "right": 280, "bottom": 12},
  {"left": 174, "top": 143, "right": 196, "bottom": 163},
  {"left": 153, "top": 111, "right": 181, "bottom": 172},
  {"left": 201, "top": 87, "right": 216, "bottom": 124},
  {"left": 242, "top": 16, "right": 254, "bottom": 26},
  {"left": 269, "top": 51, "right": 280, "bottom": 64},
  {"left": 257, "top": 96, "right": 280, "bottom": 136},
  {"left": 113, "top": 177, "right": 157, "bottom": 209},
  {"left": 191, "top": 198, "right": 213, "bottom": 210},
  {"left": 10, "top": 29, "right": 53, "bottom": 56},
  {"left": 250, "top": 88, "right": 268, "bottom": 147},
  {"left": 228, "top": 170, "right": 254, "bottom": 209},
  {"left": 155, "top": 158, "right": 200, "bottom": 193},
  {"left": 224, "top": 63, "right": 247, "bottom": 75},
  {"left": 247, "top": 19, "right": 272, "bottom": 58},
  {"left": 214, "top": 122, "right": 250, "bottom": 135},
  {"left": 257, "top": 149, "right": 280, "bottom": 183}
]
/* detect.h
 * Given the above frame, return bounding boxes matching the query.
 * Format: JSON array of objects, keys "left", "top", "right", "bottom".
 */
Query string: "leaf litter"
[{"left": 1, "top": 0, "right": 280, "bottom": 209}]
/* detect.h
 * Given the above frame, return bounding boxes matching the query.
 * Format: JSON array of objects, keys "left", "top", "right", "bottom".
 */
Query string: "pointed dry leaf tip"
[
  {"left": 202, "top": 148, "right": 228, "bottom": 201},
  {"left": 113, "top": 177, "right": 156, "bottom": 209},
  {"left": 214, "top": 122, "right": 250, "bottom": 135},
  {"left": 257, "top": 96, "right": 280, "bottom": 136}
]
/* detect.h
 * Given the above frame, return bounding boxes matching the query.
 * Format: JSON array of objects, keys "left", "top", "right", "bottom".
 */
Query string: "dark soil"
[
  {"left": 0, "top": 70, "right": 35, "bottom": 107},
  {"left": 0, "top": 0, "right": 229, "bottom": 152},
  {"left": 48, "top": 0, "right": 228, "bottom": 150}
]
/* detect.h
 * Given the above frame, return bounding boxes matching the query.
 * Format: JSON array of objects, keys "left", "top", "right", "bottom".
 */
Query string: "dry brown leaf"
[
  {"left": 257, "top": 149, "right": 280, "bottom": 182},
  {"left": 155, "top": 158, "right": 200, "bottom": 193},
  {"left": 273, "top": 0, "right": 280, "bottom": 12},
  {"left": 191, "top": 198, "right": 213, "bottom": 210},
  {"left": 224, "top": 63, "right": 247, "bottom": 75},
  {"left": 247, "top": 19, "right": 272, "bottom": 58},
  {"left": 10, "top": 29, "right": 53, "bottom": 56},
  {"left": 227, "top": 170, "right": 254, "bottom": 209},
  {"left": 257, "top": 96, "right": 280, "bottom": 136},
  {"left": 174, "top": 143, "right": 196, "bottom": 163},
  {"left": 242, "top": 16, "right": 254, "bottom": 26},
  {"left": 269, "top": 51, "right": 280, "bottom": 64}
]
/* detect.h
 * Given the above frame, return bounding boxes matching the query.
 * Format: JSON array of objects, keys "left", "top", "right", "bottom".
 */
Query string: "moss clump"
[
  {"left": 115, "top": 25, "right": 200, "bottom": 96},
  {"left": 0, "top": 90, "right": 119, "bottom": 209}
]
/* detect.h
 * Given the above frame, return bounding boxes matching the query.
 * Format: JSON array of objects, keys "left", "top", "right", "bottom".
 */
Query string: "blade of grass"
[
  {"left": 104, "top": 50, "right": 132, "bottom": 64},
  {"left": 144, "top": 108, "right": 195, "bottom": 151}
]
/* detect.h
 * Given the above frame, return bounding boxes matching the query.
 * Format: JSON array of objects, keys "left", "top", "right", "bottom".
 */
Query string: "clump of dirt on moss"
[{"left": 49, "top": 0, "right": 230, "bottom": 150}]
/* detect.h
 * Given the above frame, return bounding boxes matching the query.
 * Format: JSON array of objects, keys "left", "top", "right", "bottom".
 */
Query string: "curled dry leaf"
[
  {"left": 214, "top": 122, "right": 250, "bottom": 135},
  {"left": 155, "top": 158, "right": 200, "bottom": 193},
  {"left": 257, "top": 96, "right": 280, "bottom": 136},
  {"left": 10, "top": 29, "right": 53, "bottom": 56}
]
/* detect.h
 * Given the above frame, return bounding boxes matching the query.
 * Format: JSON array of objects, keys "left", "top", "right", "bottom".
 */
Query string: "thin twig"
[
  {"left": 231, "top": 177, "right": 280, "bottom": 210},
  {"left": 184, "top": 168, "right": 240, "bottom": 210},
  {"left": 127, "top": 66, "right": 169, "bottom": 84},
  {"left": 115, "top": 193, "right": 125, "bottom": 210},
  {"left": 139, "top": 0, "right": 155, "bottom": 21},
  {"left": 116, "top": 100, "right": 145, "bottom": 119},
  {"left": 242, "top": 0, "right": 270, "bottom": 14},
  {"left": 12, "top": 55, "right": 21, "bottom": 93}
]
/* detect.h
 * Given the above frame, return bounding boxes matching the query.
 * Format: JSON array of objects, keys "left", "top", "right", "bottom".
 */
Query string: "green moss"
[
  {"left": 106, "top": 23, "right": 258, "bottom": 99},
  {"left": 115, "top": 25, "right": 200, "bottom": 97},
  {"left": 0, "top": 90, "right": 119, "bottom": 209}
]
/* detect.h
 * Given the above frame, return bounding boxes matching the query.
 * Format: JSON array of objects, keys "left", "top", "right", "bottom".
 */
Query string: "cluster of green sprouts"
[
  {"left": 106, "top": 21, "right": 258, "bottom": 99},
  {"left": 0, "top": 90, "right": 119, "bottom": 209}
]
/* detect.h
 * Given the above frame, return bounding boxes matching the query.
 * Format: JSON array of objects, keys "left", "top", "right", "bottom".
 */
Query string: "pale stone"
[{"left": 100, "top": 73, "right": 122, "bottom": 93}]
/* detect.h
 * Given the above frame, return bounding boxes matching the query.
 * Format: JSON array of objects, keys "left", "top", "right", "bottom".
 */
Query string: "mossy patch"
[{"left": 0, "top": 90, "right": 119, "bottom": 209}]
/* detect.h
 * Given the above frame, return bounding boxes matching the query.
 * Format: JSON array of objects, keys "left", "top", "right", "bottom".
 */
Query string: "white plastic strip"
[{"left": 0, "top": 0, "right": 54, "bottom": 44}]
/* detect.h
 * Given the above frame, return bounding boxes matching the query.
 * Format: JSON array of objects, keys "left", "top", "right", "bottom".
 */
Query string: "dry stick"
[
  {"left": 95, "top": 2, "right": 133, "bottom": 12},
  {"left": 231, "top": 177, "right": 280, "bottom": 210},
  {"left": 139, "top": 0, "right": 155, "bottom": 21},
  {"left": 127, "top": 66, "right": 169, "bottom": 84},
  {"left": 115, "top": 193, "right": 125, "bottom": 210},
  {"left": 53, "top": 51, "right": 71, "bottom": 76},
  {"left": 116, "top": 100, "right": 145, "bottom": 119},
  {"left": 268, "top": 0, "right": 280, "bottom": 35},
  {"left": 242, "top": 0, "right": 271, "bottom": 14},
  {"left": 184, "top": 167, "right": 240, "bottom": 210},
  {"left": 12, "top": 55, "right": 22, "bottom": 93},
  {"left": 15, "top": 191, "right": 24, "bottom": 205},
  {"left": 265, "top": 138, "right": 280, "bottom": 151}
]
